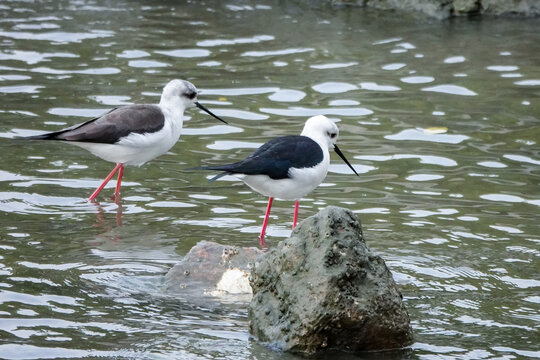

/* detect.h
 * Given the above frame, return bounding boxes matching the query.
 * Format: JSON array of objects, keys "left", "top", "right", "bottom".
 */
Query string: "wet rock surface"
[
  {"left": 248, "top": 206, "right": 413, "bottom": 354},
  {"left": 335, "top": 0, "right": 540, "bottom": 18},
  {"left": 164, "top": 240, "right": 262, "bottom": 296}
]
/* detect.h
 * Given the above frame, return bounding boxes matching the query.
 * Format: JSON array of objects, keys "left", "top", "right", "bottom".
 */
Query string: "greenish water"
[{"left": 1, "top": 1, "right": 539, "bottom": 359}]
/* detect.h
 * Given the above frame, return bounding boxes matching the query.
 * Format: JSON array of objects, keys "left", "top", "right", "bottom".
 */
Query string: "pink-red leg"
[
  {"left": 292, "top": 199, "right": 299, "bottom": 229},
  {"left": 88, "top": 163, "right": 122, "bottom": 201},
  {"left": 259, "top": 197, "right": 274, "bottom": 247},
  {"left": 114, "top": 164, "right": 124, "bottom": 199}
]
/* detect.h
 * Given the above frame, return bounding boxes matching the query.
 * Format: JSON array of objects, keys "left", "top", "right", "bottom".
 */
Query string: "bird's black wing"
[
  {"left": 202, "top": 135, "right": 324, "bottom": 180},
  {"left": 25, "top": 105, "right": 165, "bottom": 144}
]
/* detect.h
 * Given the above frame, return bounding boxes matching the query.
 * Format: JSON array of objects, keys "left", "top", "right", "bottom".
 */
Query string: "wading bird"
[
  {"left": 196, "top": 115, "right": 358, "bottom": 246},
  {"left": 25, "top": 79, "right": 227, "bottom": 201}
]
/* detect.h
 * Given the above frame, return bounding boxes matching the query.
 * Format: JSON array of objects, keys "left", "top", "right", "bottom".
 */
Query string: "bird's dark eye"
[
  {"left": 185, "top": 91, "right": 197, "bottom": 100},
  {"left": 328, "top": 132, "right": 337, "bottom": 139}
]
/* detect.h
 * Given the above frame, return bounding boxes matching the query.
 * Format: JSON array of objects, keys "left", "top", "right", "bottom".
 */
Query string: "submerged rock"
[
  {"left": 248, "top": 206, "right": 413, "bottom": 354},
  {"left": 164, "top": 240, "right": 262, "bottom": 296}
]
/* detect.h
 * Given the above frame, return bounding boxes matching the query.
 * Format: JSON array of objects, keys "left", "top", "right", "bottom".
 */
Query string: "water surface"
[{"left": 1, "top": 1, "right": 539, "bottom": 359}]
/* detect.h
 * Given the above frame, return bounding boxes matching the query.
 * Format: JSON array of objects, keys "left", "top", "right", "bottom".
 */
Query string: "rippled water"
[{"left": 1, "top": 1, "right": 539, "bottom": 359}]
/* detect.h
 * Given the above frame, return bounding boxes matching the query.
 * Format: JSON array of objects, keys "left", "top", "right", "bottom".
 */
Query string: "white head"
[
  {"left": 160, "top": 79, "right": 198, "bottom": 109},
  {"left": 301, "top": 115, "right": 359, "bottom": 176},
  {"left": 300, "top": 115, "right": 340, "bottom": 149},
  {"left": 159, "top": 79, "right": 227, "bottom": 124}
]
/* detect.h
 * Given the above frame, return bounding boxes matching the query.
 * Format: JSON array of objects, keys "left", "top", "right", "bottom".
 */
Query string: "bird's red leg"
[
  {"left": 259, "top": 197, "right": 273, "bottom": 247},
  {"left": 114, "top": 163, "right": 124, "bottom": 199},
  {"left": 292, "top": 199, "right": 299, "bottom": 229},
  {"left": 88, "top": 163, "right": 122, "bottom": 201}
]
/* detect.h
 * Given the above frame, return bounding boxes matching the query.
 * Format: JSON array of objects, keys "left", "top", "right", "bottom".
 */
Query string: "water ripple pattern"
[{"left": 0, "top": 1, "right": 539, "bottom": 359}]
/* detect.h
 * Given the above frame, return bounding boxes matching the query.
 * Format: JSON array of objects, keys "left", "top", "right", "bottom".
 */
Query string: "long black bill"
[
  {"left": 195, "top": 101, "right": 228, "bottom": 124},
  {"left": 334, "top": 144, "right": 359, "bottom": 176}
]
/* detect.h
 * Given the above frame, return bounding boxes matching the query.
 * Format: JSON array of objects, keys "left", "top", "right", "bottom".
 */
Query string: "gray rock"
[
  {"left": 365, "top": 0, "right": 454, "bottom": 19},
  {"left": 335, "top": 0, "right": 540, "bottom": 18},
  {"left": 164, "top": 240, "right": 262, "bottom": 296},
  {"left": 481, "top": 0, "right": 540, "bottom": 16},
  {"left": 453, "top": 0, "right": 480, "bottom": 15},
  {"left": 248, "top": 206, "right": 413, "bottom": 354}
]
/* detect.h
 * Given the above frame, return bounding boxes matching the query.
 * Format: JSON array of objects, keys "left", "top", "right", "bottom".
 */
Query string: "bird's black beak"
[
  {"left": 195, "top": 102, "right": 228, "bottom": 124},
  {"left": 334, "top": 144, "right": 359, "bottom": 176}
]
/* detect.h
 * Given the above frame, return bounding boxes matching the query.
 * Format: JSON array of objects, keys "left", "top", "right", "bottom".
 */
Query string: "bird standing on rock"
[
  {"left": 24, "top": 79, "right": 228, "bottom": 201},
  {"left": 196, "top": 115, "right": 359, "bottom": 246}
]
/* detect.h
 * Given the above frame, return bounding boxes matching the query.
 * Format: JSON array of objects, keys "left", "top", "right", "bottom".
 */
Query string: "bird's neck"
[
  {"left": 159, "top": 98, "right": 187, "bottom": 123},
  {"left": 302, "top": 132, "right": 329, "bottom": 150},
  {"left": 158, "top": 101, "right": 185, "bottom": 129},
  {"left": 159, "top": 96, "right": 184, "bottom": 110}
]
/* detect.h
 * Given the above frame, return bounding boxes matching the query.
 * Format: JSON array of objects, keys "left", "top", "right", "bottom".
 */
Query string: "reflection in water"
[
  {"left": 241, "top": 47, "right": 314, "bottom": 57},
  {"left": 197, "top": 34, "right": 275, "bottom": 47},
  {"left": 91, "top": 198, "right": 123, "bottom": 230},
  {"left": 385, "top": 129, "right": 470, "bottom": 143},
  {"left": 260, "top": 106, "right": 374, "bottom": 117},
  {"left": 421, "top": 84, "right": 478, "bottom": 96},
  {"left": 0, "top": 29, "right": 114, "bottom": 43},
  {"left": 0, "top": 0, "right": 539, "bottom": 359},
  {"left": 359, "top": 82, "right": 401, "bottom": 91},
  {"left": 310, "top": 61, "right": 358, "bottom": 69},
  {"left": 400, "top": 75, "right": 435, "bottom": 84},
  {"left": 312, "top": 82, "right": 359, "bottom": 93}
]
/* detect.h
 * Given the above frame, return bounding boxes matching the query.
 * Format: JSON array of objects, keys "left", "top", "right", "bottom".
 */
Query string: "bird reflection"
[{"left": 90, "top": 196, "right": 123, "bottom": 234}]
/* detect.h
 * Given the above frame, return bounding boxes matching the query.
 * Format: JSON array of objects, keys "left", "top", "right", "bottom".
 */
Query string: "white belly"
[
  {"left": 68, "top": 120, "right": 182, "bottom": 166},
  {"left": 242, "top": 161, "right": 328, "bottom": 200}
]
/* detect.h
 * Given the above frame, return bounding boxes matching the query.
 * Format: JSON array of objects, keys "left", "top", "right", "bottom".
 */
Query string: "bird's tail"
[
  {"left": 188, "top": 165, "right": 234, "bottom": 182},
  {"left": 20, "top": 129, "right": 71, "bottom": 141},
  {"left": 22, "top": 133, "right": 57, "bottom": 140}
]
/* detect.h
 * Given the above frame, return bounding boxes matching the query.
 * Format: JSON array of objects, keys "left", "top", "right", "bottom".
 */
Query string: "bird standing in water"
[
  {"left": 25, "top": 79, "right": 227, "bottom": 201},
  {"left": 196, "top": 115, "right": 359, "bottom": 246}
]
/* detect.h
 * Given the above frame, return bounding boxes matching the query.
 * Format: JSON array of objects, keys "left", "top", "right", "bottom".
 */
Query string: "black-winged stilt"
[
  {"left": 24, "top": 79, "right": 227, "bottom": 201},
  {"left": 196, "top": 115, "right": 359, "bottom": 246}
]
